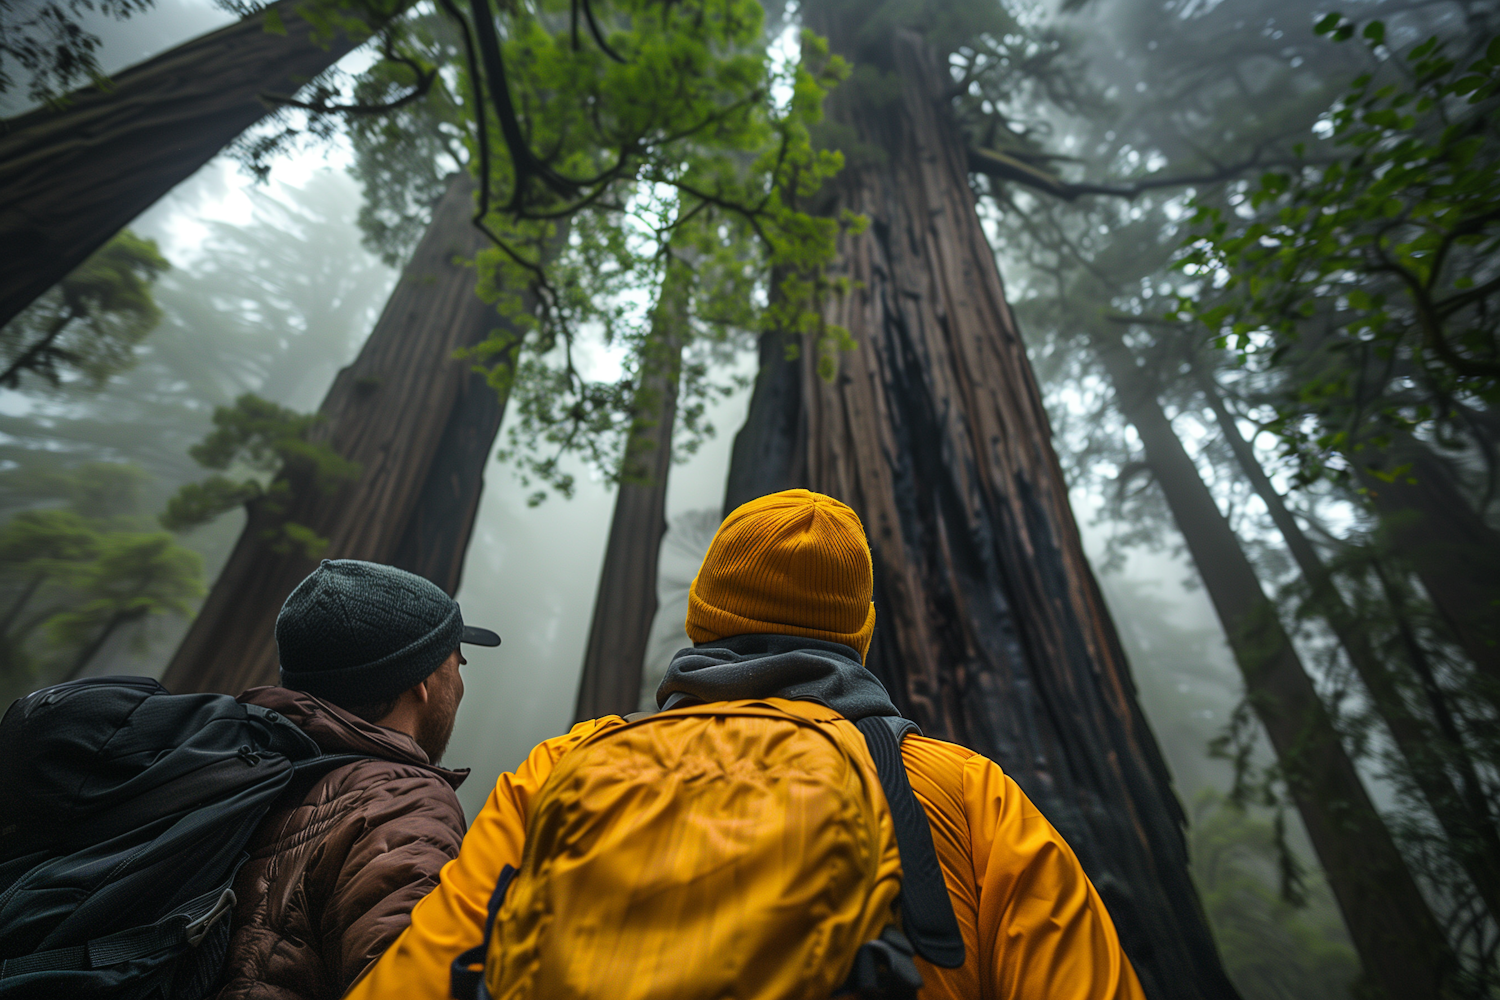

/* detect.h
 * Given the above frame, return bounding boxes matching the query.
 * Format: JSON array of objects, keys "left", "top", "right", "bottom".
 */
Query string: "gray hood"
[{"left": 656, "top": 633, "right": 901, "bottom": 721}]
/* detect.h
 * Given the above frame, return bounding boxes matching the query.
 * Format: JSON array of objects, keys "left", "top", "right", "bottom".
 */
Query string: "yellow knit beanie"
[{"left": 686, "top": 489, "right": 877, "bottom": 659}]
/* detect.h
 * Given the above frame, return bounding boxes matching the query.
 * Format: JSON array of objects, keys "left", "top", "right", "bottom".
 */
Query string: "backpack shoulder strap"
[{"left": 854, "top": 716, "right": 965, "bottom": 969}]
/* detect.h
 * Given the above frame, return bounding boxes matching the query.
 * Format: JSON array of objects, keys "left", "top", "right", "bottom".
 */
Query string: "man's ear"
[{"left": 411, "top": 677, "right": 432, "bottom": 705}]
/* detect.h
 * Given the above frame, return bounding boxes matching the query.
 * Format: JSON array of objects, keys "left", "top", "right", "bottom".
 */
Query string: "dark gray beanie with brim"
[{"left": 276, "top": 559, "right": 499, "bottom": 705}]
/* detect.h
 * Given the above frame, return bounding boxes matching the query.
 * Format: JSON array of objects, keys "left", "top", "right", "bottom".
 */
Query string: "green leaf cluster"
[
  {"left": 1174, "top": 25, "right": 1500, "bottom": 485},
  {"left": 445, "top": 4, "right": 858, "bottom": 498},
  {"left": 0, "top": 463, "right": 203, "bottom": 687},
  {"left": 162, "top": 393, "right": 360, "bottom": 556},
  {"left": 0, "top": 230, "right": 169, "bottom": 390}
]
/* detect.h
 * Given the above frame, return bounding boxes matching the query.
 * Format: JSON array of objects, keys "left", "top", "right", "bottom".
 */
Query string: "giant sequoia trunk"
[
  {"left": 1094, "top": 329, "right": 1454, "bottom": 997},
  {"left": 0, "top": 0, "right": 387, "bottom": 328},
  {"left": 573, "top": 261, "right": 689, "bottom": 721},
  {"left": 725, "top": 16, "right": 1236, "bottom": 1000},
  {"left": 1200, "top": 372, "right": 1500, "bottom": 925},
  {"left": 162, "top": 173, "right": 509, "bottom": 694}
]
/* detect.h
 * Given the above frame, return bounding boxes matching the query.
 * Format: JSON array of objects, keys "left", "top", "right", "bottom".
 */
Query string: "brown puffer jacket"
[{"left": 214, "top": 686, "right": 468, "bottom": 1000}]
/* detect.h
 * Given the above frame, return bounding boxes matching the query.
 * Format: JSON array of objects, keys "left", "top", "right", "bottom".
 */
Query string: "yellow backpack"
[{"left": 450, "top": 698, "right": 963, "bottom": 1000}]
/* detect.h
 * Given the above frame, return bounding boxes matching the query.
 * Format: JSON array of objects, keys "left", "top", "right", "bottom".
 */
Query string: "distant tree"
[
  {"left": 1178, "top": 22, "right": 1500, "bottom": 689},
  {"left": 0, "top": 462, "right": 201, "bottom": 692},
  {"left": 162, "top": 393, "right": 362, "bottom": 557},
  {"left": 1189, "top": 791, "right": 1359, "bottom": 1000},
  {"left": 0, "top": 229, "right": 168, "bottom": 389},
  {"left": 46, "top": 530, "right": 202, "bottom": 681}
]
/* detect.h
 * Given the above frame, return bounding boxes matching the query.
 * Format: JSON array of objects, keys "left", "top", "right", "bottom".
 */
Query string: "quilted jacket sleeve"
[
  {"left": 309, "top": 762, "right": 469, "bottom": 991},
  {"left": 342, "top": 718, "right": 622, "bottom": 1000}
]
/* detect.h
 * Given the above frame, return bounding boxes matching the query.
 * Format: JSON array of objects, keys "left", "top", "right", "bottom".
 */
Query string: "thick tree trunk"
[
  {"left": 161, "top": 173, "right": 512, "bottom": 694},
  {"left": 1355, "top": 434, "right": 1500, "bottom": 691},
  {"left": 0, "top": 0, "right": 383, "bottom": 328},
  {"left": 573, "top": 260, "right": 688, "bottom": 721},
  {"left": 1201, "top": 372, "right": 1500, "bottom": 924},
  {"left": 728, "top": 15, "right": 1238, "bottom": 999},
  {"left": 1094, "top": 328, "right": 1454, "bottom": 997}
]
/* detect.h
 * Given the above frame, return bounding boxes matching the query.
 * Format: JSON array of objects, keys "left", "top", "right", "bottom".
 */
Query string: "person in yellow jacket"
[{"left": 345, "top": 489, "right": 1146, "bottom": 1000}]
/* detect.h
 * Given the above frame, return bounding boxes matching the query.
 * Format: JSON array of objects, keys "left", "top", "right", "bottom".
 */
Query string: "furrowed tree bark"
[
  {"left": 1199, "top": 371, "right": 1500, "bottom": 924},
  {"left": 573, "top": 259, "right": 688, "bottom": 721},
  {"left": 725, "top": 16, "right": 1238, "bottom": 999},
  {"left": 162, "top": 173, "right": 512, "bottom": 694},
  {"left": 1355, "top": 434, "right": 1500, "bottom": 694},
  {"left": 0, "top": 0, "right": 392, "bottom": 328},
  {"left": 1094, "top": 327, "right": 1454, "bottom": 997}
]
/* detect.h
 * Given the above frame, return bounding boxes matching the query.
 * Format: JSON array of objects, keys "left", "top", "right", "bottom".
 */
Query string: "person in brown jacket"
[{"left": 214, "top": 558, "right": 502, "bottom": 1000}]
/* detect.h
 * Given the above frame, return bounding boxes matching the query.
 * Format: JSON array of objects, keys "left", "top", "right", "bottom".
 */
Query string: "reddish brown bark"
[
  {"left": 573, "top": 261, "right": 688, "bottom": 721},
  {"left": 725, "top": 15, "right": 1237, "bottom": 998},
  {"left": 0, "top": 0, "right": 388, "bottom": 328},
  {"left": 1097, "top": 328, "right": 1454, "bottom": 997},
  {"left": 162, "top": 173, "right": 511, "bottom": 694}
]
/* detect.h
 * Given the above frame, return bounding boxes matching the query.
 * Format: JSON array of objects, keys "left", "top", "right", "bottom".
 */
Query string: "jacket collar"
[
  {"left": 656, "top": 633, "right": 902, "bottom": 722},
  {"left": 238, "top": 686, "right": 467, "bottom": 789}
]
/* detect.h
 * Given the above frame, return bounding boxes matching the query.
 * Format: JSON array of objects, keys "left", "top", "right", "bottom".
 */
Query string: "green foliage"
[
  {"left": 1174, "top": 24, "right": 1500, "bottom": 486},
  {"left": 0, "top": 0, "right": 154, "bottom": 104},
  {"left": 43, "top": 531, "right": 203, "bottom": 662},
  {"left": 0, "top": 463, "right": 201, "bottom": 687},
  {"left": 0, "top": 230, "right": 170, "bottom": 390},
  {"left": 1190, "top": 791, "right": 1359, "bottom": 1000},
  {"left": 162, "top": 393, "right": 360, "bottom": 556},
  {"left": 448, "top": 8, "right": 857, "bottom": 499}
]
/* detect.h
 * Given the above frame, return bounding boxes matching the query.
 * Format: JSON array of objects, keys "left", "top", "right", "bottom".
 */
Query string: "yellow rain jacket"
[{"left": 344, "top": 701, "right": 1145, "bottom": 1000}]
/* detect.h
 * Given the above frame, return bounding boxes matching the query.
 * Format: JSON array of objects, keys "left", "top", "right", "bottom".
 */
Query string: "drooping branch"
[{"left": 967, "top": 145, "right": 1335, "bottom": 201}]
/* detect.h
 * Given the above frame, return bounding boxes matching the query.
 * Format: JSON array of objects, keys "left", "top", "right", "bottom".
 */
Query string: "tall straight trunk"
[
  {"left": 1355, "top": 434, "right": 1500, "bottom": 692},
  {"left": 0, "top": 0, "right": 386, "bottom": 328},
  {"left": 573, "top": 259, "right": 689, "bottom": 721},
  {"left": 162, "top": 173, "right": 511, "bottom": 694},
  {"left": 725, "top": 14, "right": 1238, "bottom": 999},
  {"left": 1200, "top": 372, "right": 1500, "bottom": 923},
  {"left": 63, "top": 607, "right": 147, "bottom": 682},
  {"left": 1093, "top": 328, "right": 1454, "bottom": 997}
]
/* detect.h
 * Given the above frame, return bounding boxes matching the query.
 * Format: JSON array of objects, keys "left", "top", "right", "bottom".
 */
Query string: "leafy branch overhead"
[
  {"left": 1174, "top": 23, "right": 1500, "bottom": 485},
  {"left": 447, "top": 4, "right": 859, "bottom": 499},
  {"left": 162, "top": 394, "right": 360, "bottom": 557}
]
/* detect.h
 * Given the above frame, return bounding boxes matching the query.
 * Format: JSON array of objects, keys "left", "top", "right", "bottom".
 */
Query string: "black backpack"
[{"left": 0, "top": 676, "right": 370, "bottom": 1000}]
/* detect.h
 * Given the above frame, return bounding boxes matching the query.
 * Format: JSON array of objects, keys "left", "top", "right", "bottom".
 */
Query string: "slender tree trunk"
[
  {"left": 1200, "top": 372, "right": 1500, "bottom": 923},
  {"left": 161, "top": 173, "right": 514, "bottom": 695},
  {"left": 0, "top": 0, "right": 391, "bottom": 328},
  {"left": 725, "top": 15, "right": 1238, "bottom": 999},
  {"left": 1094, "top": 328, "right": 1454, "bottom": 997},
  {"left": 0, "top": 573, "right": 46, "bottom": 637},
  {"left": 573, "top": 259, "right": 689, "bottom": 721},
  {"left": 62, "top": 607, "right": 146, "bottom": 682},
  {"left": 0, "top": 306, "right": 80, "bottom": 387},
  {"left": 1355, "top": 434, "right": 1500, "bottom": 692}
]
